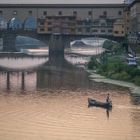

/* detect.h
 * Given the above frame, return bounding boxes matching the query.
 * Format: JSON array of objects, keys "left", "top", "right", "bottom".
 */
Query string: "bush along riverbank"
[{"left": 87, "top": 40, "right": 140, "bottom": 86}]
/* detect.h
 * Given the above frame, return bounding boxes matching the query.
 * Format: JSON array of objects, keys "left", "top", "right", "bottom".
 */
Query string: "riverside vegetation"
[{"left": 87, "top": 40, "right": 140, "bottom": 86}]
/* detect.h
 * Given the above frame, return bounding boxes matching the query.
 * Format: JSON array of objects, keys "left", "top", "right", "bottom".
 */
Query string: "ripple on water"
[{"left": 0, "top": 89, "right": 140, "bottom": 140}]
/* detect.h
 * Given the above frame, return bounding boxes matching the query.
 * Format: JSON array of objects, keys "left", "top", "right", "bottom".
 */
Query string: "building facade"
[
  {"left": 113, "top": 19, "right": 125, "bottom": 37},
  {"left": 0, "top": 4, "right": 125, "bottom": 36},
  {"left": 129, "top": 0, "right": 140, "bottom": 34}
]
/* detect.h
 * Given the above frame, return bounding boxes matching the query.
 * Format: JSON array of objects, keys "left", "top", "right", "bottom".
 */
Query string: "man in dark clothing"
[{"left": 106, "top": 93, "right": 110, "bottom": 103}]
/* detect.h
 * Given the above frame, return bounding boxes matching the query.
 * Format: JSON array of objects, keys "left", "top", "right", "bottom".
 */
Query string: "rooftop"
[{"left": 0, "top": 3, "right": 126, "bottom": 8}]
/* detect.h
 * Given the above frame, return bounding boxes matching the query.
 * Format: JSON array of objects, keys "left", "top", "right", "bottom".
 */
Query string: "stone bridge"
[
  {"left": 0, "top": 29, "right": 72, "bottom": 51},
  {"left": 0, "top": 29, "right": 124, "bottom": 52}
]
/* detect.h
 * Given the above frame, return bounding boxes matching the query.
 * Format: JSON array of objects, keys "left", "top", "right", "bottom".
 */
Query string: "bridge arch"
[
  {"left": 69, "top": 35, "right": 123, "bottom": 44},
  {"left": 16, "top": 35, "right": 46, "bottom": 50}
]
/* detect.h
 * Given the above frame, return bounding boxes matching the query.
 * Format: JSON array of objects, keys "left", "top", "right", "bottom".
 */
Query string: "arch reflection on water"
[
  {"left": 0, "top": 57, "right": 48, "bottom": 70},
  {"left": 0, "top": 55, "right": 94, "bottom": 92},
  {"left": 0, "top": 57, "right": 48, "bottom": 91},
  {"left": 36, "top": 56, "right": 93, "bottom": 90}
]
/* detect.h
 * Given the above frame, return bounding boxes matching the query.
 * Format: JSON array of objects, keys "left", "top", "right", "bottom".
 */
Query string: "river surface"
[{"left": 0, "top": 47, "right": 140, "bottom": 140}]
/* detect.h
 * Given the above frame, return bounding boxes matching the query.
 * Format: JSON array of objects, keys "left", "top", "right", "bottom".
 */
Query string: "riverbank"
[{"left": 87, "top": 70, "right": 140, "bottom": 95}]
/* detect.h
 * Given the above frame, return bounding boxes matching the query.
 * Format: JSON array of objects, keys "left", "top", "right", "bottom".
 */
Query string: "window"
[
  {"left": 29, "top": 11, "right": 32, "bottom": 15},
  {"left": 77, "top": 21, "right": 83, "bottom": 25},
  {"left": 40, "top": 28, "right": 44, "bottom": 31},
  {"left": 103, "top": 11, "right": 107, "bottom": 16},
  {"left": 13, "top": 11, "right": 17, "bottom": 15},
  {"left": 114, "top": 31, "right": 119, "bottom": 34},
  {"left": 88, "top": 11, "right": 92, "bottom": 16},
  {"left": 101, "top": 30, "right": 105, "bottom": 33},
  {"left": 118, "top": 11, "right": 122, "bottom": 15},
  {"left": 68, "top": 17, "right": 74, "bottom": 20},
  {"left": 101, "top": 23, "right": 106, "bottom": 26},
  {"left": 48, "top": 22, "right": 52, "bottom": 25},
  {"left": 108, "top": 29, "right": 112, "bottom": 33},
  {"left": 73, "top": 11, "right": 77, "bottom": 16},
  {"left": 47, "top": 17, "right": 52, "bottom": 20},
  {"left": 48, "top": 27, "right": 52, "bottom": 31},
  {"left": 58, "top": 11, "right": 62, "bottom": 15},
  {"left": 77, "top": 28, "right": 82, "bottom": 32},
  {"left": 92, "top": 29, "right": 98, "bottom": 32},
  {"left": 94, "top": 21, "right": 99, "bottom": 26},
  {"left": 0, "top": 11, "right": 3, "bottom": 15},
  {"left": 43, "top": 11, "right": 47, "bottom": 16},
  {"left": 40, "top": 21, "right": 44, "bottom": 26},
  {"left": 86, "top": 28, "right": 90, "bottom": 32}
]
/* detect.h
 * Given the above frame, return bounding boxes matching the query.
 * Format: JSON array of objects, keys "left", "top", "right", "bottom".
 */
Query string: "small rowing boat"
[{"left": 88, "top": 98, "right": 112, "bottom": 108}]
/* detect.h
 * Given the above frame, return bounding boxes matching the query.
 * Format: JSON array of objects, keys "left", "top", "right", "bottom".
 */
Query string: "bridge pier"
[
  {"left": 49, "top": 34, "right": 65, "bottom": 63},
  {"left": 21, "top": 72, "right": 25, "bottom": 90},
  {"left": 6, "top": 72, "right": 10, "bottom": 90},
  {"left": 64, "top": 35, "right": 71, "bottom": 48},
  {"left": 3, "top": 32, "right": 17, "bottom": 52}
]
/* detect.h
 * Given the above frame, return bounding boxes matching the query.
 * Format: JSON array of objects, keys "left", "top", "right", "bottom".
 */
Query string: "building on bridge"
[
  {"left": 37, "top": 16, "right": 76, "bottom": 34},
  {"left": 129, "top": 0, "right": 140, "bottom": 34},
  {"left": 113, "top": 19, "right": 125, "bottom": 37},
  {"left": 0, "top": 3, "right": 126, "bottom": 37}
]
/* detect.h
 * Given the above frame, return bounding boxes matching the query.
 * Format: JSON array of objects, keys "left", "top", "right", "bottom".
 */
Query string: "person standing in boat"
[{"left": 106, "top": 93, "right": 110, "bottom": 103}]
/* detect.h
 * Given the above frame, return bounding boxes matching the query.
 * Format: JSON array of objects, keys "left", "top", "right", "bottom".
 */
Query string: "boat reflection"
[
  {"left": 88, "top": 104, "right": 112, "bottom": 119},
  {"left": 106, "top": 108, "right": 112, "bottom": 119}
]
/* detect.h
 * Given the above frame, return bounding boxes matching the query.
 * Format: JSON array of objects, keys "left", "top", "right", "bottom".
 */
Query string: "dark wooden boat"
[{"left": 88, "top": 98, "right": 112, "bottom": 108}]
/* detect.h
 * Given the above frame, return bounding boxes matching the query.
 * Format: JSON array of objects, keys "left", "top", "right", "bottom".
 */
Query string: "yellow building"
[
  {"left": 37, "top": 16, "right": 76, "bottom": 34},
  {"left": 123, "top": 7, "right": 130, "bottom": 35},
  {"left": 113, "top": 19, "right": 125, "bottom": 37}
]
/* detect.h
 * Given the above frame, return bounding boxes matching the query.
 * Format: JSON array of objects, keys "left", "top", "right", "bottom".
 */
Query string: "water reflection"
[
  {"left": 37, "top": 55, "right": 92, "bottom": 90},
  {"left": 0, "top": 55, "right": 94, "bottom": 91},
  {"left": 88, "top": 104, "right": 112, "bottom": 119},
  {"left": 0, "top": 71, "right": 36, "bottom": 92},
  {"left": 0, "top": 56, "right": 140, "bottom": 140},
  {"left": 0, "top": 57, "right": 48, "bottom": 70}
]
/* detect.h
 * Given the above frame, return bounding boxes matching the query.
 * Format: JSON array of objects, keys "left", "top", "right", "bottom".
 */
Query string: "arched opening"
[
  {"left": 16, "top": 35, "right": 47, "bottom": 51},
  {"left": 24, "top": 16, "right": 37, "bottom": 30},
  {"left": 8, "top": 17, "right": 22, "bottom": 29},
  {"left": 0, "top": 17, "right": 7, "bottom": 29}
]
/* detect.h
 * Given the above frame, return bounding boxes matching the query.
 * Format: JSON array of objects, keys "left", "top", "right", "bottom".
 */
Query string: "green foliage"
[
  {"left": 87, "top": 57, "right": 100, "bottom": 70},
  {"left": 126, "top": 67, "right": 140, "bottom": 77},
  {"left": 103, "top": 40, "right": 114, "bottom": 50},
  {"left": 133, "top": 76, "right": 140, "bottom": 86},
  {"left": 103, "top": 40, "right": 123, "bottom": 54},
  {"left": 137, "top": 59, "right": 140, "bottom": 65},
  {"left": 88, "top": 54, "right": 140, "bottom": 87},
  {"left": 111, "top": 71, "right": 131, "bottom": 81}
]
